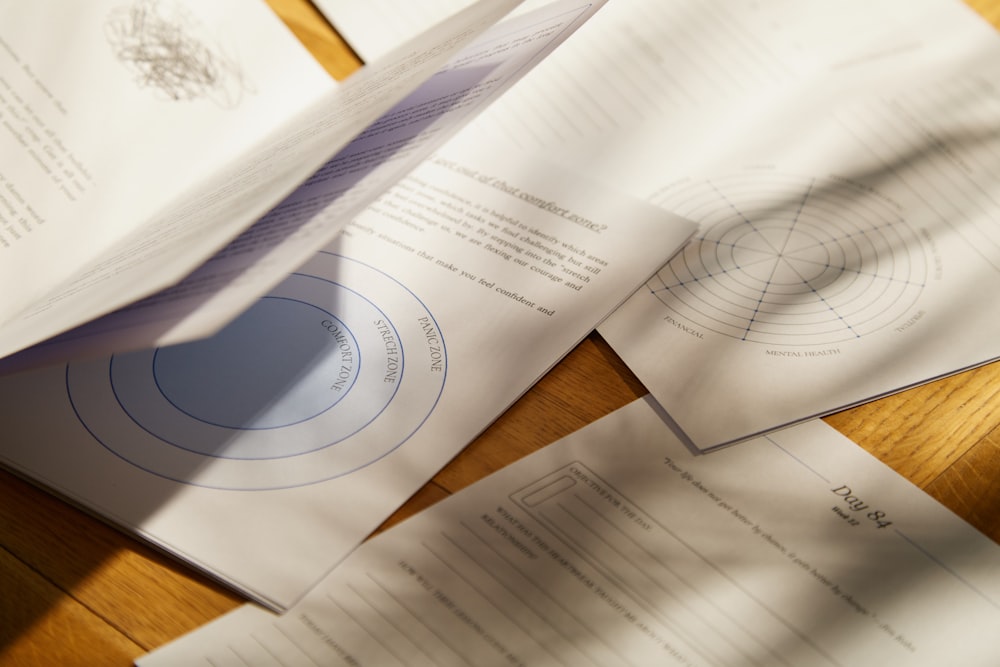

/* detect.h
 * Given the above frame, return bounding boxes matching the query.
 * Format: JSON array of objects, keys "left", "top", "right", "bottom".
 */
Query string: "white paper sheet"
[
  {"left": 138, "top": 398, "right": 1000, "bottom": 666},
  {"left": 316, "top": 0, "right": 992, "bottom": 151},
  {"left": 310, "top": 1, "right": 1000, "bottom": 450},
  {"left": 0, "top": 147, "right": 694, "bottom": 610},
  {"left": 582, "top": 12, "right": 1000, "bottom": 449},
  {"left": 314, "top": 0, "right": 548, "bottom": 62},
  {"left": 0, "top": 0, "right": 331, "bottom": 349},
  {"left": 0, "top": 0, "right": 526, "bottom": 364}
]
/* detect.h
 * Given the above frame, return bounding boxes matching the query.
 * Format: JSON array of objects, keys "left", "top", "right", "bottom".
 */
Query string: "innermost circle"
[
  {"left": 732, "top": 227, "right": 830, "bottom": 284},
  {"left": 152, "top": 296, "right": 360, "bottom": 430}
]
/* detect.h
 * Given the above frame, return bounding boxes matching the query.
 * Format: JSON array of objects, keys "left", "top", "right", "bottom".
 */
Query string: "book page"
[
  {"left": 315, "top": 0, "right": 481, "bottom": 62},
  {"left": 138, "top": 399, "right": 1000, "bottom": 666},
  {"left": 0, "top": 0, "right": 524, "bottom": 364},
  {"left": 0, "top": 148, "right": 694, "bottom": 610},
  {"left": 0, "top": 0, "right": 333, "bottom": 342}
]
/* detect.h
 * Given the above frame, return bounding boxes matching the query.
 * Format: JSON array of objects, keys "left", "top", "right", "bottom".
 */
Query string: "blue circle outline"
[
  {"left": 107, "top": 275, "right": 402, "bottom": 460},
  {"left": 142, "top": 296, "right": 362, "bottom": 431},
  {"left": 66, "top": 253, "right": 449, "bottom": 489}
]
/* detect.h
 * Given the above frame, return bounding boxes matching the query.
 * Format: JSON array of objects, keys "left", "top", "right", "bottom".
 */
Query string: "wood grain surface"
[{"left": 2, "top": 2, "right": 999, "bottom": 664}]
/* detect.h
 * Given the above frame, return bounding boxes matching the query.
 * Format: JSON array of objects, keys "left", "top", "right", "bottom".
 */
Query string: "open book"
[{"left": 0, "top": 0, "right": 605, "bottom": 371}]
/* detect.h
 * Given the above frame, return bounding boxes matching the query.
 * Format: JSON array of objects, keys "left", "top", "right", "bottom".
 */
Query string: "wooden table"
[{"left": 3, "top": 2, "right": 1000, "bottom": 664}]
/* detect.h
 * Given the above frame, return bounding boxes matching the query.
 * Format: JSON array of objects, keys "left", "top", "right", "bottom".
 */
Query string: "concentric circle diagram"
[
  {"left": 66, "top": 253, "right": 447, "bottom": 490},
  {"left": 646, "top": 173, "right": 928, "bottom": 346}
]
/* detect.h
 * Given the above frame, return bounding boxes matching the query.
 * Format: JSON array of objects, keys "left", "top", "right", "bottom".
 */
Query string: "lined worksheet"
[
  {"left": 139, "top": 398, "right": 1000, "bottom": 666},
  {"left": 318, "top": 0, "right": 990, "bottom": 150}
]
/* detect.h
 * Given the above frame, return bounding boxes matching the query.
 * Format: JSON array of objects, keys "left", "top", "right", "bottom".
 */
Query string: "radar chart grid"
[{"left": 646, "top": 173, "right": 927, "bottom": 346}]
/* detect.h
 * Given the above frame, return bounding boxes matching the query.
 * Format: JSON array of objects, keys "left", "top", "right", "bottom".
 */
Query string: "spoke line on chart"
[
  {"left": 740, "top": 177, "right": 825, "bottom": 340},
  {"left": 749, "top": 253, "right": 859, "bottom": 342}
]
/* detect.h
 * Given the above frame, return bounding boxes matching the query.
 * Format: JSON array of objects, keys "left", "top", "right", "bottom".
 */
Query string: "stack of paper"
[
  {"left": 4, "top": 0, "right": 1000, "bottom": 665},
  {"left": 137, "top": 0, "right": 1000, "bottom": 663}
]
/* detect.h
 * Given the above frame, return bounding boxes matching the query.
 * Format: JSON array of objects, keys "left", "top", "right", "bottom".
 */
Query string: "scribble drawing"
[{"left": 105, "top": 0, "right": 249, "bottom": 107}]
